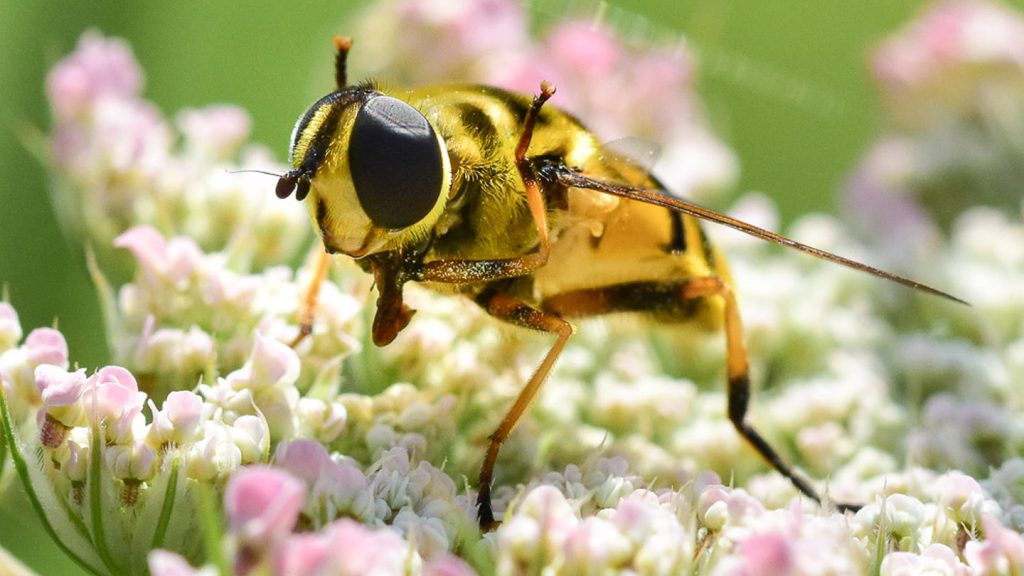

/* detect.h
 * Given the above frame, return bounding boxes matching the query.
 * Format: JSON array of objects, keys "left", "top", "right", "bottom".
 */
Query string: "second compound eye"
[{"left": 348, "top": 95, "right": 444, "bottom": 230}]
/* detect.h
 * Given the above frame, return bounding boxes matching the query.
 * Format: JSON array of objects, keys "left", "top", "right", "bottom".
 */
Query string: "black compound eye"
[{"left": 348, "top": 96, "right": 444, "bottom": 229}]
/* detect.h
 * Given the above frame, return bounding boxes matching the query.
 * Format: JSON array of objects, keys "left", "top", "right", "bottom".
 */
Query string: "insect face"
[{"left": 282, "top": 88, "right": 451, "bottom": 258}]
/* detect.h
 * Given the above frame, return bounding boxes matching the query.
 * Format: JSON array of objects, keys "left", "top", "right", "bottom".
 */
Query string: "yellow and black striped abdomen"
[{"left": 535, "top": 192, "right": 728, "bottom": 326}]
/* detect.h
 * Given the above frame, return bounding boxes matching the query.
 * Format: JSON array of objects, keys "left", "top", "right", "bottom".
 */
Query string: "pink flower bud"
[
  {"left": 106, "top": 442, "right": 157, "bottom": 481},
  {"left": 737, "top": 533, "right": 795, "bottom": 576},
  {"left": 82, "top": 366, "right": 146, "bottom": 443},
  {"left": 697, "top": 485, "right": 731, "bottom": 519},
  {"left": 25, "top": 328, "right": 69, "bottom": 369},
  {"left": 36, "top": 365, "right": 88, "bottom": 428},
  {"left": 272, "top": 533, "right": 330, "bottom": 576},
  {"left": 513, "top": 485, "right": 578, "bottom": 547},
  {"left": 165, "top": 390, "right": 204, "bottom": 426},
  {"left": 934, "top": 470, "right": 986, "bottom": 525},
  {"left": 726, "top": 489, "right": 767, "bottom": 524},
  {"left": 228, "top": 332, "right": 300, "bottom": 391},
  {"left": 563, "top": 517, "right": 632, "bottom": 572},
  {"left": 296, "top": 398, "right": 347, "bottom": 443},
  {"left": 115, "top": 226, "right": 203, "bottom": 288},
  {"left": 224, "top": 466, "right": 305, "bottom": 550},
  {"left": 115, "top": 226, "right": 168, "bottom": 276},
  {"left": 149, "top": 391, "right": 204, "bottom": 446},
  {"left": 611, "top": 494, "right": 667, "bottom": 544},
  {"left": 0, "top": 302, "right": 22, "bottom": 351},
  {"left": 321, "top": 519, "right": 410, "bottom": 574},
  {"left": 37, "top": 365, "right": 88, "bottom": 408},
  {"left": 46, "top": 31, "right": 143, "bottom": 120},
  {"left": 63, "top": 439, "right": 89, "bottom": 483},
  {"left": 964, "top": 515, "right": 1024, "bottom": 573},
  {"left": 274, "top": 440, "right": 331, "bottom": 486},
  {"left": 176, "top": 105, "right": 251, "bottom": 161},
  {"left": 186, "top": 423, "right": 241, "bottom": 481},
  {"left": 230, "top": 415, "right": 269, "bottom": 463}
]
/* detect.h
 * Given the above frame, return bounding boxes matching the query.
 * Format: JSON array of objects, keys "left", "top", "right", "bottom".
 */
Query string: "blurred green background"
[{"left": 1, "top": 1, "right": 1019, "bottom": 573}]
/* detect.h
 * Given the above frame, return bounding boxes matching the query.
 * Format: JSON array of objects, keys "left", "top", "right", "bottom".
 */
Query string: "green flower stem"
[
  {"left": 85, "top": 247, "right": 119, "bottom": 359},
  {"left": 0, "top": 391, "right": 103, "bottom": 576},
  {"left": 871, "top": 499, "right": 887, "bottom": 576},
  {"left": 149, "top": 457, "right": 180, "bottom": 551},
  {"left": 197, "top": 483, "right": 228, "bottom": 576},
  {"left": 88, "top": 423, "right": 122, "bottom": 575},
  {"left": 0, "top": 421, "right": 8, "bottom": 480}
]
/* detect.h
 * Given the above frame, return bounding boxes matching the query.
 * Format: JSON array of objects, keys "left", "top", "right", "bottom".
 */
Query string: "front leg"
[
  {"left": 366, "top": 251, "right": 417, "bottom": 347},
  {"left": 291, "top": 249, "right": 331, "bottom": 348}
]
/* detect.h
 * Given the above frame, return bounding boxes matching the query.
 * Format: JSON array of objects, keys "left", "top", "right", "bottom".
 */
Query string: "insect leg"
[
  {"left": 290, "top": 249, "right": 331, "bottom": 348},
  {"left": 474, "top": 290, "right": 574, "bottom": 531},
  {"left": 367, "top": 252, "right": 415, "bottom": 347},
  {"left": 543, "top": 277, "right": 854, "bottom": 511},
  {"left": 516, "top": 81, "right": 556, "bottom": 255},
  {"left": 413, "top": 83, "right": 559, "bottom": 286}
]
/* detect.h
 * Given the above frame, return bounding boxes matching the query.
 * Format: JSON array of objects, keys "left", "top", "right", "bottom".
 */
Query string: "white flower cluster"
[
  {"left": 46, "top": 31, "right": 311, "bottom": 279},
  {"left": 489, "top": 462, "right": 1024, "bottom": 575},
  {"left": 109, "top": 225, "right": 363, "bottom": 395}
]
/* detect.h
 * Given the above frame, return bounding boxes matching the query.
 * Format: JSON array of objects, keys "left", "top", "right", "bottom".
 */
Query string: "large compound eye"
[{"left": 348, "top": 95, "right": 444, "bottom": 229}]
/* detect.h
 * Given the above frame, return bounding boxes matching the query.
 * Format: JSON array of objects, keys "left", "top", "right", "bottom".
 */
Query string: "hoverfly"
[{"left": 275, "top": 36, "right": 964, "bottom": 530}]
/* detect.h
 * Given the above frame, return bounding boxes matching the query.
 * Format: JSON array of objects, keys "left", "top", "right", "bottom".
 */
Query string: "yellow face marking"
[{"left": 302, "top": 96, "right": 452, "bottom": 258}]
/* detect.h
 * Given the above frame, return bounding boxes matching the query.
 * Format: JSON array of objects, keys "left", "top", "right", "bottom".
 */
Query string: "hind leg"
[{"left": 543, "top": 276, "right": 853, "bottom": 510}]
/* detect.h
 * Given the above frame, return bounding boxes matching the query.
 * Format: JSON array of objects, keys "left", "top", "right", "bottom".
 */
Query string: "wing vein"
[{"left": 548, "top": 164, "right": 967, "bottom": 306}]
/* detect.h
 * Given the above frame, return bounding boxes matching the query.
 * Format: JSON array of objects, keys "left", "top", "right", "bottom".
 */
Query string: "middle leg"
[{"left": 474, "top": 289, "right": 574, "bottom": 530}]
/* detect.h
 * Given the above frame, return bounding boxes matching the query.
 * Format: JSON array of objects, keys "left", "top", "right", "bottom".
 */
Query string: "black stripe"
[
  {"left": 502, "top": 93, "right": 531, "bottom": 125},
  {"left": 605, "top": 283, "right": 691, "bottom": 314},
  {"left": 298, "top": 102, "right": 344, "bottom": 177},
  {"left": 696, "top": 221, "right": 716, "bottom": 268},
  {"left": 314, "top": 196, "right": 328, "bottom": 236},
  {"left": 667, "top": 210, "right": 687, "bottom": 254},
  {"left": 293, "top": 87, "right": 374, "bottom": 179},
  {"left": 454, "top": 103, "right": 499, "bottom": 142}
]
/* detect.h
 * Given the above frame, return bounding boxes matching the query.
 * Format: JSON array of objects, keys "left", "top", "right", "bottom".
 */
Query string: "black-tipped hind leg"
[{"left": 543, "top": 275, "right": 856, "bottom": 512}]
